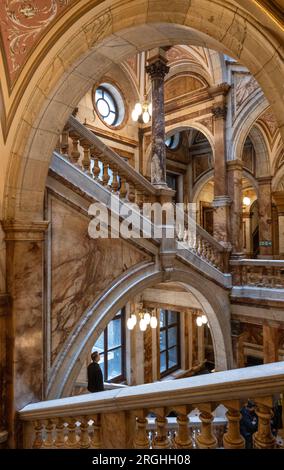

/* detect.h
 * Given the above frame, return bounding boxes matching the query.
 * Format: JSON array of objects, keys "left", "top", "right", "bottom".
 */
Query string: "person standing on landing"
[{"left": 87, "top": 351, "right": 104, "bottom": 393}]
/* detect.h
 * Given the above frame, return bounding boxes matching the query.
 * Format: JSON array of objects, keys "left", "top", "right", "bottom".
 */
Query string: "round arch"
[
  {"left": 47, "top": 261, "right": 233, "bottom": 399},
  {"left": 3, "top": 1, "right": 284, "bottom": 221}
]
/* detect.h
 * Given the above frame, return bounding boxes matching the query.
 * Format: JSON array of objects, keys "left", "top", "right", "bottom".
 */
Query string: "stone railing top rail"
[
  {"left": 230, "top": 259, "right": 284, "bottom": 267},
  {"left": 68, "top": 115, "right": 160, "bottom": 196},
  {"left": 19, "top": 362, "right": 284, "bottom": 421}
]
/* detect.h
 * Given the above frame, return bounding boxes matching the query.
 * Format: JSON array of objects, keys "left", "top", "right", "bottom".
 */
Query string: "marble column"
[
  {"left": 146, "top": 48, "right": 169, "bottom": 187},
  {"left": 263, "top": 322, "right": 279, "bottom": 363},
  {"left": 0, "top": 294, "right": 10, "bottom": 435},
  {"left": 227, "top": 160, "right": 244, "bottom": 258},
  {"left": 272, "top": 191, "right": 284, "bottom": 258},
  {"left": 231, "top": 320, "right": 245, "bottom": 368},
  {"left": 3, "top": 221, "right": 48, "bottom": 447},
  {"left": 257, "top": 176, "right": 273, "bottom": 258},
  {"left": 210, "top": 84, "right": 231, "bottom": 247},
  {"left": 242, "top": 212, "right": 252, "bottom": 256}
]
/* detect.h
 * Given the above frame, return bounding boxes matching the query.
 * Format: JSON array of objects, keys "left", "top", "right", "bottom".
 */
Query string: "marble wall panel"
[{"left": 49, "top": 194, "right": 150, "bottom": 363}]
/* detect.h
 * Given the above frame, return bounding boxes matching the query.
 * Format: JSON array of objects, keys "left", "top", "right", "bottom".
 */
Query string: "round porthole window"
[
  {"left": 94, "top": 83, "right": 125, "bottom": 127},
  {"left": 165, "top": 132, "right": 180, "bottom": 150}
]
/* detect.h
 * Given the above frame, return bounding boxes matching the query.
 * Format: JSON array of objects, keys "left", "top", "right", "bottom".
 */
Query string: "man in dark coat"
[
  {"left": 240, "top": 400, "right": 258, "bottom": 448},
  {"left": 87, "top": 351, "right": 104, "bottom": 393}
]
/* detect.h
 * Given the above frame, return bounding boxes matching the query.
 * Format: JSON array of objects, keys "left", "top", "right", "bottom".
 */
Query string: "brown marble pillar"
[
  {"left": 231, "top": 320, "right": 245, "bottom": 368},
  {"left": 3, "top": 221, "right": 48, "bottom": 447},
  {"left": 0, "top": 294, "right": 10, "bottom": 436},
  {"left": 257, "top": 176, "right": 273, "bottom": 258},
  {"left": 146, "top": 48, "right": 169, "bottom": 187},
  {"left": 242, "top": 212, "right": 253, "bottom": 256},
  {"left": 272, "top": 191, "right": 284, "bottom": 258},
  {"left": 210, "top": 84, "right": 231, "bottom": 247},
  {"left": 263, "top": 322, "right": 279, "bottom": 363},
  {"left": 227, "top": 160, "right": 244, "bottom": 258}
]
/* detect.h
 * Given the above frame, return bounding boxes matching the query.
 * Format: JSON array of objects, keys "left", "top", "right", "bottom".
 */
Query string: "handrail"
[
  {"left": 67, "top": 115, "right": 158, "bottom": 196},
  {"left": 19, "top": 362, "right": 284, "bottom": 420}
]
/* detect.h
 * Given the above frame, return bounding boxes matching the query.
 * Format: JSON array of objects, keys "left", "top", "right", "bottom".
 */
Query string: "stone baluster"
[
  {"left": 133, "top": 414, "right": 150, "bottom": 449},
  {"left": 79, "top": 416, "right": 90, "bottom": 448},
  {"left": 253, "top": 398, "right": 276, "bottom": 449},
  {"left": 90, "top": 415, "right": 102, "bottom": 449},
  {"left": 223, "top": 401, "right": 245, "bottom": 449},
  {"left": 173, "top": 406, "right": 192, "bottom": 449},
  {"left": 65, "top": 417, "right": 78, "bottom": 448},
  {"left": 92, "top": 155, "right": 101, "bottom": 181},
  {"left": 69, "top": 132, "right": 81, "bottom": 167},
  {"left": 43, "top": 419, "right": 54, "bottom": 448},
  {"left": 81, "top": 142, "right": 92, "bottom": 175},
  {"left": 102, "top": 161, "right": 110, "bottom": 187},
  {"left": 128, "top": 182, "right": 136, "bottom": 203},
  {"left": 196, "top": 406, "right": 217, "bottom": 449},
  {"left": 120, "top": 178, "right": 127, "bottom": 199},
  {"left": 152, "top": 410, "right": 171, "bottom": 449},
  {"left": 32, "top": 420, "right": 43, "bottom": 449},
  {"left": 61, "top": 128, "right": 69, "bottom": 159},
  {"left": 54, "top": 417, "right": 65, "bottom": 448},
  {"left": 111, "top": 167, "right": 119, "bottom": 193}
]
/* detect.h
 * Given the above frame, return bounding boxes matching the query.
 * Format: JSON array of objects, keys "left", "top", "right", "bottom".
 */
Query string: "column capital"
[
  {"left": 227, "top": 159, "right": 244, "bottom": 171},
  {"left": 212, "top": 195, "right": 232, "bottom": 207},
  {"left": 146, "top": 60, "right": 169, "bottom": 80},
  {"left": 257, "top": 176, "right": 272, "bottom": 185},
  {"left": 2, "top": 220, "right": 49, "bottom": 241},
  {"left": 208, "top": 82, "right": 230, "bottom": 98}
]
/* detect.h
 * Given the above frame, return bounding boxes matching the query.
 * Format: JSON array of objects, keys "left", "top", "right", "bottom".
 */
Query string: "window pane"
[
  {"left": 94, "top": 332, "right": 104, "bottom": 353},
  {"left": 168, "top": 311, "right": 177, "bottom": 325},
  {"left": 103, "top": 91, "right": 116, "bottom": 112},
  {"left": 160, "top": 310, "right": 166, "bottom": 327},
  {"left": 160, "top": 330, "right": 166, "bottom": 351},
  {"left": 168, "top": 326, "right": 178, "bottom": 347},
  {"left": 95, "top": 89, "right": 102, "bottom": 100},
  {"left": 160, "top": 351, "right": 167, "bottom": 373},
  {"left": 98, "top": 353, "right": 105, "bottom": 377},
  {"left": 97, "top": 98, "right": 110, "bottom": 117},
  {"left": 107, "top": 347, "right": 122, "bottom": 380},
  {"left": 104, "top": 111, "right": 116, "bottom": 125},
  {"left": 168, "top": 347, "right": 178, "bottom": 368},
  {"left": 107, "top": 318, "right": 121, "bottom": 349}
]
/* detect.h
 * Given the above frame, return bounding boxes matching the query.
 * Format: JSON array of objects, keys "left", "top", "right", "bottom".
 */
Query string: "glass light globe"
[
  {"left": 131, "top": 313, "right": 137, "bottom": 325},
  {"left": 142, "top": 111, "right": 150, "bottom": 124},
  {"left": 243, "top": 196, "right": 251, "bottom": 207},
  {"left": 196, "top": 316, "right": 203, "bottom": 327},
  {"left": 127, "top": 318, "right": 135, "bottom": 330},
  {"left": 134, "top": 103, "right": 143, "bottom": 115},
  {"left": 201, "top": 314, "right": 208, "bottom": 324},
  {"left": 144, "top": 312, "right": 151, "bottom": 325},
  {"left": 139, "top": 318, "right": 147, "bottom": 331},
  {"left": 150, "top": 316, "right": 158, "bottom": 329},
  {"left": 131, "top": 109, "right": 139, "bottom": 122},
  {"left": 148, "top": 102, "right": 152, "bottom": 116}
]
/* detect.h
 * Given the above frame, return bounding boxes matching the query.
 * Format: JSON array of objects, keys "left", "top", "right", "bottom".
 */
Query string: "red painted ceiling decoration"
[{"left": 0, "top": 0, "right": 76, "bottom": 85}]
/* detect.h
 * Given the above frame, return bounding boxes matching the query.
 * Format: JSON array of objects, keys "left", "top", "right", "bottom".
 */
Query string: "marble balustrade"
[
  {"left": 231, "top": 260, "right": 284, "bottom": 288},
  {"left": 19, "top": 362, "right": 284, "bottom": 449},
  {"left": 56, "top": 117, "right": 230, "bottom": 273}
]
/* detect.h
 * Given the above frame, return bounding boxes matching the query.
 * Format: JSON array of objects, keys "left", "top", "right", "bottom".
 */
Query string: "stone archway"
[
  {"left": 47, "top": 261, "right": 233, "bottom": 399},
  {"left": 3, "top": 0, "right": 284, "bottom": 222}
]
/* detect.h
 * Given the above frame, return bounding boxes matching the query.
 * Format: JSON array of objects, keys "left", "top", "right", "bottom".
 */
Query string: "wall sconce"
[{"left": 127, "top": 302, "right": 157, "bottom": 331}]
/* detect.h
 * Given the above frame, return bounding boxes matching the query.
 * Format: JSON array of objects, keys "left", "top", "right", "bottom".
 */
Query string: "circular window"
[
  {"left": 94, "top": 83, "right": 125, "bottom": 127},
  {"left": 165, "top": 132, "right": 180, "bottom": 150}
]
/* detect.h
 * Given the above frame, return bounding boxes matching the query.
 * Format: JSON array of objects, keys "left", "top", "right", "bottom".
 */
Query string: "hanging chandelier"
[
  {"left": 131, "top": 99, "right": 152, "bottom": 124},
  {"left": 127, "top": 302, "right": 157, "bottom": 331},
  {"left": 196, "top": 314, "right": 209, "bottom": 327}
]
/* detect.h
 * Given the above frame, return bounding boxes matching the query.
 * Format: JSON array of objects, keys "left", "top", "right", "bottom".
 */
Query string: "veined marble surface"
[{"left": 49, "top": 195, "right": 150, "bottom": 363}]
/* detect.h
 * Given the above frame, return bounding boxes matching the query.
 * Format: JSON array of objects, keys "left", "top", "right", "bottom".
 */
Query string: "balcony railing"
[{"left": 19, "top": 362, "right": 284, "bottom": 449}]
